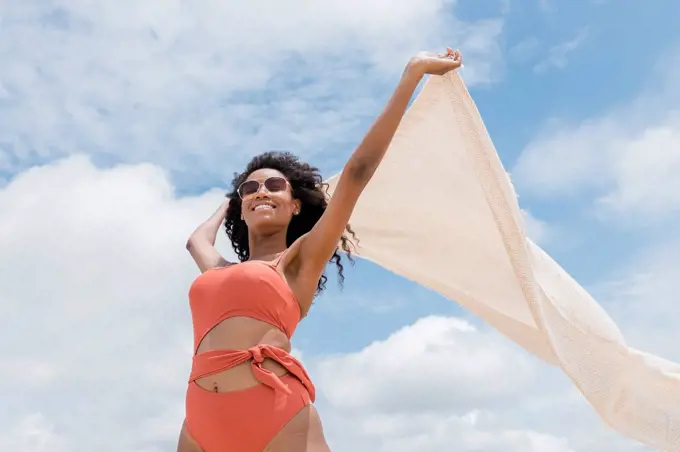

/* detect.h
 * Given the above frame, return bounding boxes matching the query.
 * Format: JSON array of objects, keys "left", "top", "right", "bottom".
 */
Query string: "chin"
[{"left": 247, "top": 215, "right": 289, "bottom": 234}]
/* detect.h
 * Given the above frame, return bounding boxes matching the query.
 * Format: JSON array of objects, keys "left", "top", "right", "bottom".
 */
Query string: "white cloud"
[
  {"left": 0, "top": 156, "right": 222, "bottom": 451},
  {"left": 534, "top": 28, "right": 588, "bottom": 73},
  {"left": 513, "top": 113, "right": 680, "bottom": 221},
  {"left": 593, "top": 235, "right": 680, "bottom": 362},
  {"left": 0, "top": 414, "right": 68, "bottom": 452},
  {"left": 311, "top": 314, "right": 654, "bottom": 451},
  {"left": 509, "top": 36, "right": 540, "bottom": 62},
  {"left": 596, "top": 114, "right": 680, "bottom": 218},
  {"left": 522, "top": 209, "right": 551, "bottom": 244},
  {"left": 514, "top": 47, "right": 680, "bottom": 224},
  {"left": 0, "top": 1, "right": 503, "bottom": 181},
  {"left": 316, "top": 316, "right": 537, "bottom": 413},
  {"left": 322, "top": 409, "right": 577, "bottom": 452},
  {"left": 313, "top": 316, "right": 573, "bottom": 452}
]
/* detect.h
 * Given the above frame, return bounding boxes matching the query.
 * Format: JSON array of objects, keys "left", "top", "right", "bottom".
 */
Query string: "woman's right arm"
[{"left": 186, "top": 199, "right": 231, "bottom": 273}]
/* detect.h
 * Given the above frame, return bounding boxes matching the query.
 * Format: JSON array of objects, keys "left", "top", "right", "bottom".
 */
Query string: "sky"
[{"left": 1, "top": 0, "right": 679, "bottom": 451}]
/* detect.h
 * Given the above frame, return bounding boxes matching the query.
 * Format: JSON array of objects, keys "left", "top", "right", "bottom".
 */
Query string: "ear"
[{"left": 293, "top": 199, "right": 302, "bottom": 215}]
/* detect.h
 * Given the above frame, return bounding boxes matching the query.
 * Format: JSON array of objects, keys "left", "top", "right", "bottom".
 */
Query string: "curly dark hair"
[{"left": 224, "top": 151, "right": 357, "bottom": 295}]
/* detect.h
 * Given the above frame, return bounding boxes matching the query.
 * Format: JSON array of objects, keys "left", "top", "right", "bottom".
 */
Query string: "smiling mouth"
[{"left": 252, "top": 204, "right": 275, "bottom": 212}]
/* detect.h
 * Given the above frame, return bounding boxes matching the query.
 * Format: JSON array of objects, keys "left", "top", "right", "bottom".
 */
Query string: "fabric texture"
[{"left": 326, "top": 72, "right": 680, "bottom": 450}]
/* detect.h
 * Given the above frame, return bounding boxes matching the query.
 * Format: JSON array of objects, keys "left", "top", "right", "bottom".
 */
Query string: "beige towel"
[{"left": 326, "top": 72, "right": 680, "bottom": 451}]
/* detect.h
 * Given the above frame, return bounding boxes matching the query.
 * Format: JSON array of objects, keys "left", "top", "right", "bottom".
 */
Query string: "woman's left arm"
[{"left": 296, "top": 48, "right": 462, "bottom": 276}]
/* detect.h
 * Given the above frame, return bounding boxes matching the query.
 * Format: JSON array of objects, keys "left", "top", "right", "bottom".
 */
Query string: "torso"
[{"left": 191, "top": 251, "right": 310, "bottom": 393}]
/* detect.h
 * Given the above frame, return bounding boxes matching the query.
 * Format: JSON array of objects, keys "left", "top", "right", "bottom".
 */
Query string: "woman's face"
[{"left": 239, "top": 168, "right": 300, "bottom": 233}]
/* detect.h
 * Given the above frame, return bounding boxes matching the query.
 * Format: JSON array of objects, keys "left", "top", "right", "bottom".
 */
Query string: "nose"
[{"left": 253, "top": 182, "right": 269, "bottom": 198}]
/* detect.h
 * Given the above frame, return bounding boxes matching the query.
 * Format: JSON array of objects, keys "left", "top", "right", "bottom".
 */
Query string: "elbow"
[
  {"left": 186, "top": 230, "right": 214, "bottom": 250},
  {"left": 346, "top": 157, "right": 375, "bottom": 185},
  {"left": 185, "top": 234, "right": 201, "bottom": 251}
]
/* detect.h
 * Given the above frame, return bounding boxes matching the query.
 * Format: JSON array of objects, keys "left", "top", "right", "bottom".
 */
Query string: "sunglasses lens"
[
  {"left": 238, "top": 180, "right": 260, "bottom": 198},
  {"left": 264, "top": 177, "right": 287, "bottom": 193}
]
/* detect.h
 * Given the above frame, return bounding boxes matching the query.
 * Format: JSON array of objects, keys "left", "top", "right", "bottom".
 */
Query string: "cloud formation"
[
  {"left": 0, "top": 1, "right": 503, "bottom": 185},
  {"left": 533, "top": 28, "right": 589, "bottom": 73},
  {"left": 514, "top": 47, "right": 680, "bottom": 224},
  {"left": 0, "top": 156, "right": 214, "bottom": 451}
]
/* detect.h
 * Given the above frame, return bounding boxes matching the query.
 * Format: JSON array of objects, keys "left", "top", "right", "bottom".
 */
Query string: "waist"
[
  {"left": 189, "top": 344, "right": 316, "bottom": 402},
  {"left": 190, "top": 344, "right": 297, "bottom": 379}
]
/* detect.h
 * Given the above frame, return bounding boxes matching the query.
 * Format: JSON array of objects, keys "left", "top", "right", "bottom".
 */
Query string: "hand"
[{"left": 407, "top": 48, "right": 463, "bottom": 76}]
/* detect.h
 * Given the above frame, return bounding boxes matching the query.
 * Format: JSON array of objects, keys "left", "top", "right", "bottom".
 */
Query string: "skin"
[{"left": 180, "top": 48, "right": 463, "bottom": 452}]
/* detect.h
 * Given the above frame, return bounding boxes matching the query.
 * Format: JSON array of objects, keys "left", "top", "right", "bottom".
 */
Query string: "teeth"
[{"left": 254, "top": 204, "right": 274, "bottom": 211}]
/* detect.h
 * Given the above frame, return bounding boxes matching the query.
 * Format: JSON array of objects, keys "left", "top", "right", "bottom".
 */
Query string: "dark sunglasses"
[{"left": 237, "top": 176, "right": 290, "bottom": 199}]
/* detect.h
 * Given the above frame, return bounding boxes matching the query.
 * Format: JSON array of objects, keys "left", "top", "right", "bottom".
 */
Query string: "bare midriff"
[{"left": 194, "top": 316, "right": 292, "bottom": 393}]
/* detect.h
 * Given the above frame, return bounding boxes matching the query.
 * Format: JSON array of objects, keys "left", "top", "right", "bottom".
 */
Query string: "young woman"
[{"left": 178, "top": 48, "right": 463, "bottom": 452}]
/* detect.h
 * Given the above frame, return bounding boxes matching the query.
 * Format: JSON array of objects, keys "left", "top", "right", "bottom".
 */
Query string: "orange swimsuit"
[{"left": 185, "top": 258, "right": 315, "bottom": 452}]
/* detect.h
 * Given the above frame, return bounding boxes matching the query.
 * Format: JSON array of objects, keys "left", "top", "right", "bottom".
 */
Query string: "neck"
[{"left": 248, "top": 228, "right": 288, "bottom": 261}]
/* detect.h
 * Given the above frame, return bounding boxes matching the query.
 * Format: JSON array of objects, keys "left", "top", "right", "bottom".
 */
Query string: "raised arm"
[
  {"left": 294, "top": 48, "right": 463, "bottom": 289},
  {"left": 186, "top": 199, "right": 231, "bottom": 273}
]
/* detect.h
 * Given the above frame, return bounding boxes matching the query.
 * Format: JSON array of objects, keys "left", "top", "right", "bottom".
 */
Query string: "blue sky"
[{"left": 1, "top": 1, "right": 679, "bottom": 451}]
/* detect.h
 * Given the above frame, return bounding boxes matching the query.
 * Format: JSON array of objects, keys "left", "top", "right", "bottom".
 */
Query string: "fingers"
[
  {"left": 442, "top": 48, "right": 461, "bottom": 61},
  {"left": 443, "top": 50, "right": 463, "bottom": 73},
  {"left": 438, "top": 47, "right": 456, "bottom": 59},
  {"left": 450, "top": 49, "right": 463, "bottom": 68},
  {"left": 425, "top": 47, "right": 464, "bottom": 74}
]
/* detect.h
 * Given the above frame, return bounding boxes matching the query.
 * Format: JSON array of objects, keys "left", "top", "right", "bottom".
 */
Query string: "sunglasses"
[{"left": 237, "top": 176, "right": 290, "bottom": 199}]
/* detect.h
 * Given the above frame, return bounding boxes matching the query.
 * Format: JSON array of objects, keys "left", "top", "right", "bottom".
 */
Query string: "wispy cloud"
[
  {"left": 522, "top": 209, "right": 552, "bottom": 244},
  {"left": 593, "top": 236, "right": 680, "bottom": 362},
  {"left": 0, "top": 1, "right": 504, "bottom": 187},
  {"left": 538, "top": 0, "right": 552, "bottom": 12},
  {"left": 509, "top": 36, "right": 540, "bottom": 62},
  {"left": 533, "top": 27, "right": 589, "bottom": 73},
  {"left": 515, "top": 46, "right": 680, "bottom": 225}
]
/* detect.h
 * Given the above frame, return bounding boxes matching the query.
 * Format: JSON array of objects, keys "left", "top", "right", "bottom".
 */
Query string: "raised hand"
[{"left": 408, "top": 47, "right": 463, "bottom": 76}]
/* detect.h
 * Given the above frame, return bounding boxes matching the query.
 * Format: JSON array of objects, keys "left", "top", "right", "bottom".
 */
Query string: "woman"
[{"left": 178, "top": 48, "right": 463, "bottom": 452}]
